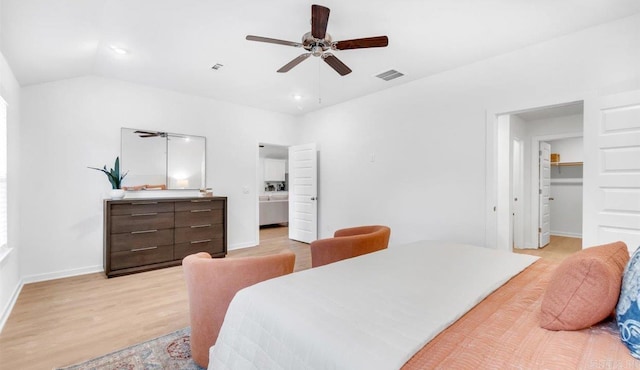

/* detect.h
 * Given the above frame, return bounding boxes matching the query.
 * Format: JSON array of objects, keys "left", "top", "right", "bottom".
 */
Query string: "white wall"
[
  {"left": 298, "top": 13, "right": 640, "bottom": 248},
  {"left": 550, "top": 137, "right": 583, "bottom": 163},
  {"left": 0, "top": 48, "right": 21, "bottom": 329},
  {"left": 19, "top": 76, "right": 297, "bottom": 281}
]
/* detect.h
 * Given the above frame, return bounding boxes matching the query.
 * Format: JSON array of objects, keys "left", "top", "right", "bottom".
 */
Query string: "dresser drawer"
[
  {"left": 110, "top": 201, "right": 174, "bottom": 216},
  {"left": 175, "top": 224, "right": 223, "bottom": 244},
  {"left": 111, "top": 212, "right": 175, "bottom": 234},
  {"left": 174, "top": 239, "right": 225, "bottom": 260},
  {"left": 110, "top": 229, "right": 174, "bottom": 252},
  {"left": 110, "top": 245, "right": 174, "bottom": 270},
  {"left": 175, "top": 209, "right": 223, "bottom": 227},
  {"left": 175, "top": 199, "right": 224, "bottom": 212}
]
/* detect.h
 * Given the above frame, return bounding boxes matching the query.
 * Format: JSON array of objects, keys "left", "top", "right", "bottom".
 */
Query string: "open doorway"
[
  {"left": 258, "top": 144, "right": 289, "bottom": 243},
  {"left": 493, "top": 101, "right": 584, "bottom": 252}
]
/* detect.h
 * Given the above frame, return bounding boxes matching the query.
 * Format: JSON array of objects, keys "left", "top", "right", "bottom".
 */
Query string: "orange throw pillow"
[{"left": 540, "top": 241, "right": 629, "bottom": 330}]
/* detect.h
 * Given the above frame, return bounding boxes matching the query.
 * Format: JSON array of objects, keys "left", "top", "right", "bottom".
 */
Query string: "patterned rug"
[{"left": 57, "top": 327, "right": 204, "bottom": 370}]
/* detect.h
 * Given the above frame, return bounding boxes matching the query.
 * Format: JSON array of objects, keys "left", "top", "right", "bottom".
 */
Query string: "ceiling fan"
[
  {"left": 134, "top": 130, "right": 167, "bottom": 138},
  {"left": 246, "top": 4, "right": 388, "bottom": 76}
]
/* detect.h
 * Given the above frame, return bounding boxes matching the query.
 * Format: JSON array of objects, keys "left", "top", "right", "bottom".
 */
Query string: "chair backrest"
[
  {"left": 310, "top": 225, "right": 391, "bottom": 268},
  {"left": 182, "top": 250, "right": 296, "bottom": 367}
]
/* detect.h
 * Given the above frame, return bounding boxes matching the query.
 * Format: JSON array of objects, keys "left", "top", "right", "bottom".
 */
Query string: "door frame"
[
  {"left": 530, "top": 132, "right": 582, "bottom": 248},
  {"left": 485, "top": 97, "right": 585, "bottom": 252},
  {"left": 512, "top": 137, "right": 524, "bottom": 249},
  {"left": 255, "top": 142, "right": 291, "bottom": 245}
]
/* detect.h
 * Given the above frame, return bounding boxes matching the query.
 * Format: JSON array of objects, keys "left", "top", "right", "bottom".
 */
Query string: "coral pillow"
[
  {"left": 540, "top": 241, "right": 629, "bottom": 330},
  {"left": 617, "top": 246, "right": 640, "bottom": 358}
]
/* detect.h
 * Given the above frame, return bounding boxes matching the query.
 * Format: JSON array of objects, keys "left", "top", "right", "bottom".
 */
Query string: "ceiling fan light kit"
[{"left": 246, "top": 4, "right": 388, "bottom": 76}]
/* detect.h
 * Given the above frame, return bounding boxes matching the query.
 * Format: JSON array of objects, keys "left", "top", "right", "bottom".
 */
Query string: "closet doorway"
[{"left": 494, "top": 101, "right": 584, "bottom": 251}]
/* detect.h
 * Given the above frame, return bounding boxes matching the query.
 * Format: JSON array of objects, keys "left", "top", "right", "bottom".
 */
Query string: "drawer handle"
[
  {"left": 130, "top": 246, "right": 158, "bottom": 252},
  {"left": 190, "top": 224, "right": 211, "bottom": 229},
  {"left": 131, "top": 229, "right": 158, "bottom": 234},
  {"left": 190, "top": 209, "right": 212, "bottom": 213},
  {"left": 191, "top": 239, "right": 212, "bottom": 244},
  {"left": 131, "top": 202, "right": 159, "bottom": 205},
  {"left": 131, "top": 212, "right": 158, "bottom": 217},
  {"left": 191, "top": 200, "right": 212, "bottom": 203}
]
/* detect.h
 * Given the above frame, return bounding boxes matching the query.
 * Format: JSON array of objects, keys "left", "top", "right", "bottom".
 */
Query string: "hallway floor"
[{"left": 513, "top": 235, "right": 582, "bottom": 262}]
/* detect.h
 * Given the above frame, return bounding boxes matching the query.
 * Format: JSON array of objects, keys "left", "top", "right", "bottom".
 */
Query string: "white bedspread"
[{"left": 209, "top": 241, "right": 538, "bottom": 370}]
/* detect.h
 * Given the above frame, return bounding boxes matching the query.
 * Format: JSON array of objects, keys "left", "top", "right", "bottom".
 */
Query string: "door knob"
[{"left": 310, "top": 197, "right": 317, "bottom": 201}]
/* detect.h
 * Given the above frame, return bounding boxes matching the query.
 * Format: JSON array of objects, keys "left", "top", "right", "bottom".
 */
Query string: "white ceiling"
[{"left": 2, "top": 0, "right": 639, "bottom": 115}]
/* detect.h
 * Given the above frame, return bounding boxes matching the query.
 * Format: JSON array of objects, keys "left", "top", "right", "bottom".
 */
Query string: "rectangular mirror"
[{"left": 121, "top": 128, "right": 206, "bottom": 190}]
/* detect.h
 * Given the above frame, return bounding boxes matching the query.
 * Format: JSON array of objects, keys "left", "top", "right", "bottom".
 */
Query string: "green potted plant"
[{"left": 89, "top": 157, "right": 128, "bottom": 199}]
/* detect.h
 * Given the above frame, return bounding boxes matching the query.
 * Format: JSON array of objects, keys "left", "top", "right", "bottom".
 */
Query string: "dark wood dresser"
[{"left": 104, "top": 196, "right": 227, "bottom": 277}]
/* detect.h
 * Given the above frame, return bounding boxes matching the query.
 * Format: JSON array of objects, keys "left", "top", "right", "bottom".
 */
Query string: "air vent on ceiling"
[{"left": 375, "top": 69, "right": 404, "bottom": 81}]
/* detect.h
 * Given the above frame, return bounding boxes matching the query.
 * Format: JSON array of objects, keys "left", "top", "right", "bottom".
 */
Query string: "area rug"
[{"left": 57, "top": 327, "right": 204, "bottom": 370}]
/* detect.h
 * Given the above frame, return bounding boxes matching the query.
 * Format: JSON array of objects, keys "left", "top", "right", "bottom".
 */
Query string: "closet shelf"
[
  {"left": 550, "top": 178, "right": 583, "bottom": 185},
  {"left": 551, "top": 161, "right": 583, "bottom": 167}
]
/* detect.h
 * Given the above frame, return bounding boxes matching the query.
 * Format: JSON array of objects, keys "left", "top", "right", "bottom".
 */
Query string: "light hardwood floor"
[
  {"left": 513, "top": 235, "right": 582, "bottom": 261},
  {"left": 0, "top": 230, "right": 577, "bottom": 370},
  {"left": 0, "top": 226, "right": 306, "bottom": 370}
]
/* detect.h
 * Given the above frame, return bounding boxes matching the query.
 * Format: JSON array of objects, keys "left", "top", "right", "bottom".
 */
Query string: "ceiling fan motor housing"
[{"left": 302, "top": 32, "right": 332, "bottom": 57}]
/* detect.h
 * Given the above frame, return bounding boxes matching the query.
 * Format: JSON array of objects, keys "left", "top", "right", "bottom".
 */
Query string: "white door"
[
  {"left": 538, "top": 141, "right": 551, "bottom": 248},
  {"left": 584, "top": 90, "right": 640, "bottom": 253},
  {"left": 288, "top": 143, "right": 318, "bottom": 243}
]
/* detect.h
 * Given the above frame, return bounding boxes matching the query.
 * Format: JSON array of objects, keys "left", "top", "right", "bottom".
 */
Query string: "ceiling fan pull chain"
[{"left": 318, "top": 59, "right": 322, "bottom": 105}]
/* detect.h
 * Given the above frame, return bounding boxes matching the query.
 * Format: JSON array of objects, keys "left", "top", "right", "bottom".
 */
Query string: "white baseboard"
[
  {"left": 514, "top": 245, "right": 539, "bottom": 250},
  {"left": 21, "top": 265, "right": 103, "bottom": 284},
  {"left": 0, "top": 278, "right": 23, "bottom": 333},
  {"left": 228, "top": 241, "right": 258, "bottom": 251},
  {"left": 551, "top": 231, "right": 582, "bottom": 239}
]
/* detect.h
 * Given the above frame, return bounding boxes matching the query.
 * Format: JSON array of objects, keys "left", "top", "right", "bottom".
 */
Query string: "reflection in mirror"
[
  {"left": 168, "top": 134, "right": 206, "bottom": 189},
  {"left": 121, "top": 128, "right": 206, "bottom": 190}
]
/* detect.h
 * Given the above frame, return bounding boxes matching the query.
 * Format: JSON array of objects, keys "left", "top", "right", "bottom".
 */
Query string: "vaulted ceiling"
[{"left": 2, "top": 0, "right": 639, "bottom": 115}]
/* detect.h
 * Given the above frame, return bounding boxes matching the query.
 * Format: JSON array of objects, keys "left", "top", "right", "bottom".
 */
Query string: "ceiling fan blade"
[
  {"left": 322, "top": 53, "right": 352, "bottom": 76},
  {"left": 134, "top": 130, "right": 159, "bottom": 137},
  {"left": 311, "top": 4, "right": 330, "bottom": 39},
  {"left": 334, "top": 36, "right": 389, "bottom": 50},
  {"left": 277, "top": 53, "right": 312, "bottom": 73},
  {"left": 246, "top": 35, "right": 302, "bottom": 48}
]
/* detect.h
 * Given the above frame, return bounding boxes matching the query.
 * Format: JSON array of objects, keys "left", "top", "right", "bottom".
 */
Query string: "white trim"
[
  {"left": 551, "top": 231, "right": 583, "bottom": 238},
  {"left": 0, "top": 278, "right": 23, "bottom": 333},
  {"left": 21, "top": 265, "right": 103, "bottom": 284},
  {"left": 228, "top": 241, "right": 258, "bottom": 251}
]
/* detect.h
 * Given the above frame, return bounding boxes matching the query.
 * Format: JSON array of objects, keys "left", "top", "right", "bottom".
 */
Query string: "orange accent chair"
[
  {"left": 310, "top": 225, "right": 391, "bottom": 268},
  {"left": 182, "top": 250, "right": 296, "bottom": 368}
]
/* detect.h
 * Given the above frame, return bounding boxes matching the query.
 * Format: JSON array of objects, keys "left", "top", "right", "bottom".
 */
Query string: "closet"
[{"left": 548, "top": 137, "right": 583, "bottom": 238}]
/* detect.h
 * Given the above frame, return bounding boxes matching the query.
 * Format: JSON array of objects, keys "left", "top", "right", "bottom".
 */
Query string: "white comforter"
[{"left": 209, "top": 241, "right": 538, "bottom": 370}]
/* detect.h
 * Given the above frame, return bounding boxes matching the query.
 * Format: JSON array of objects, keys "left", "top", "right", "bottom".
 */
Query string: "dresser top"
[{"left": 104, "top": 196, "right": 227, "bottom": 204}]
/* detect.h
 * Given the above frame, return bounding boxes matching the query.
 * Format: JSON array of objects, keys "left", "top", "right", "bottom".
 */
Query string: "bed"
[{"left": 208, "top": 241, "right": 635, "bottom": 369}]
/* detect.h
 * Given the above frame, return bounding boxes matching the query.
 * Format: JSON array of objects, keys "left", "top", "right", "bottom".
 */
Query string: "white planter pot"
[{"left": 110, "top": 189, "right": 125, "bottom": 199}]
